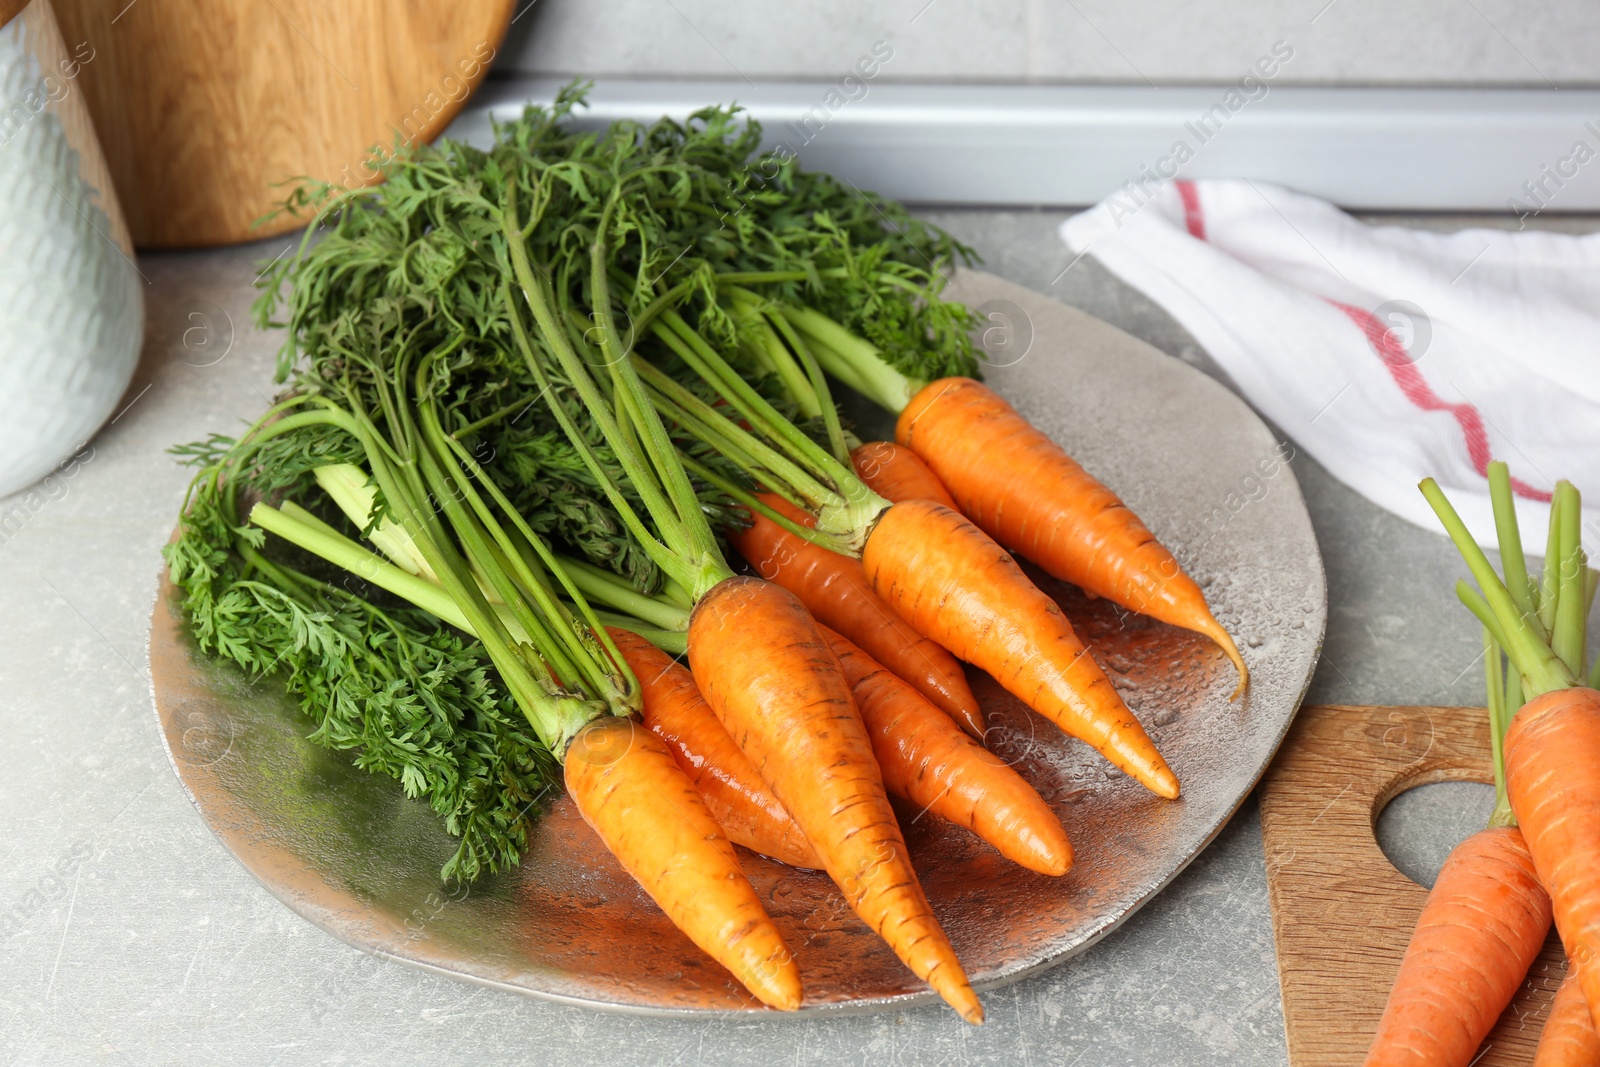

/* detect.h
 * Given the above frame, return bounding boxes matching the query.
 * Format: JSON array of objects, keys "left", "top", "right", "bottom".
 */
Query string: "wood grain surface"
[
  {"left": 0, "top": 0, "right": 28, "bottom": 30},
  {"left": 1260, "top": 704, "right": 1566, "bottom": 1066},
  {"left": 50, "top": 0, "right": 515, "bottom": 248}
]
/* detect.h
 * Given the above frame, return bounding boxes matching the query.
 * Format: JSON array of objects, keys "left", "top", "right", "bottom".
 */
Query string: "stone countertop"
[{"left": 1, "top": 209, "right": 1584, "bottom": 1066}]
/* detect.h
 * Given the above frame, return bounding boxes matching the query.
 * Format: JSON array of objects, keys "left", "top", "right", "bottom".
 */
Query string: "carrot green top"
[{"left": 1422, "top": 463, "right": 1597, "bottom": 827}]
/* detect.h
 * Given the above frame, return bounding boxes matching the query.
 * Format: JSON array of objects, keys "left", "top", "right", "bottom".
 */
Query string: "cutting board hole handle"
[{"left": 1373, "top": 773, "right": 1497, "bottom": 889}]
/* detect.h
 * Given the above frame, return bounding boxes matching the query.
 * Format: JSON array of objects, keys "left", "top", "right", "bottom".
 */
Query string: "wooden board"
[
  {"left": 1260, "top": 705, "right": 1566, "bottom": 1065},
  {"left": 50, "top": 0, "right": 515, "bottom": 248}
]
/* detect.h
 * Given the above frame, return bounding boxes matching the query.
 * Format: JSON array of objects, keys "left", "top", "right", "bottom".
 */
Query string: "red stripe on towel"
[
  {"left": 1328, "top": 301, "right": 1551, "bottom": 502},
  {"left": 1172, "top": 179, "right": 1549, "bottom": 502},
  {"left": 1176, "top": 180, "right": 1206, "bottom": 240}
]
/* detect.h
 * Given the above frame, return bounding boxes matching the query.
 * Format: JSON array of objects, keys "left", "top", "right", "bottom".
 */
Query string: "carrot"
[
  {"left": 606, "top": 627, "right": 820, "bottom": 869},
  {"left": 689, "top": 576, "right": 983, "bottom": 1023},
  {"left": 1364, "top": 825, "right": 1551, "bottom": 1065},
  {"left": 851, "top": 441, "right": 958, "bottom": 511},
  {"left": 564, "top": 715, "right": 802, "bottom": 1010},
  {"left": 1537, "top": 966, "right": 1600, "bottom": 1066},
  {"left": 639, "top": 319, "right": 1174, "bottom": 798},
  {"left": 897, "top": 377, "right": 1248, "bottom": 696},
  {"left": 726, "top": 492, "right": 985, "bottom": 739},
  {"left": 820, "top": 625, "right": 1072, "bottom": 876},
  {"left": 862, "top": 498, "right": 1180, "bottom": 799},
  {"left": 1506, "top": 686, "right": 1600, "bottom": 1029},
  {"left": 1421, "top": 474, "right": 1600, "bottom": 1038}
]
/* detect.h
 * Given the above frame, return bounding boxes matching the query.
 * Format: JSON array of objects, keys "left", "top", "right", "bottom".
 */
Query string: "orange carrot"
[
  {"left": 726, "top": 492, "right": 985, "bottom": 739},
  {"left": 821, "top": 625, "right": 1072, "bottom": 876},
  {"left": 564, "top": 715, "right": 802, "bottom": 1010},
  {"left": 607, "top": 628, "right": 819, "bottom": 869},
  {"left": 851, "top": 441, "right": 958, "bottom": 511},
  {"left": 862, "top": 498, "right": 1180, "bottom": 799},
  {"left": 1537, "top": 966, "right": 1600, "bottom": 1066},
  {"left": 897, "top": 377, "right": 1248, "bottom": 695},
  {"left": 689, "top": 576, "right": 982, "bottom": 1023},
  {"left": 1365, "top": 825, "right": 1551, "bottom": 1065},
  {"left": 1506, "top": 687, "right": 1600, "bottom": 1029}
]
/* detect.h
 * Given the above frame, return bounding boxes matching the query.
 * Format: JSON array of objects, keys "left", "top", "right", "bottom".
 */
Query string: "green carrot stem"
[
  {"left": 345, "top": 399, "right": 592, "bottom": 751},
  {"left": 1484, "top": 627, "right": 1516, "bottom": 828},
  {"left": 1540, "top": 488, "right": 1565, "bottom": 638},
  {"left": 251, "top": 502, "right": 471, "bottom": 632},
  {"left": 1487, "top": 462, "right": 1540, "bottom": 632},
  {"left": 453, "top": 395, "right": 539, "bottom": 439},
  {"left": 436, "top": 433, "right": 640, "bottom": 708},
  {"left": 498, "top": 272, "right": 690, "bottom": 592},
  {"left": 633, "top": 354, "right": 841, "bottom": 513},
  {"left": 1457, "top": 580, "right": 1512, "bottom": 654},
  {"left": 1420, "top": 478, "right": 1575, "bottom": 697},
  {"left": 254, "top": 501, "right": 612, "bottom": 751},
  {"left": 626, "top": 276, "right": 698, "bottom": 345},
  {"left": 725, "top": 289, "right": 820, "bottom": 419},
  {"left": 555, "top": 555, "right": 692, "bottom": 632},
  {"left": 778, "top": 304, "right": 922, "bottom": 413},
  {"left": 312, "top": 464, "right": 436, "bottom": 580},
  {"left": 410, "top": 426, "right": 585, "bottom": 688},
  {"left": 712, "top": 268, "right": 852, "bottom": 284},
  {"left": 419, "top": 403, "right": 629, "bottom": 706},
  {"left": 653, "top": 308, "right": 887, "bottom": 543},
  {"left": 660, "top": 578, "right": 694, "bottom": 609},
  {"left": 589, "top": 189, "right": 729, "bottom": 574},
  {"left": 590, "top": 610, "right": 689, "bottom": 655},
  {"left": 656, "top": 310, "right": 837, "bottom": 481},
  {"left": 501, "top": 188, "right": 702, "bottom": 587},
  {"left": 675, "top": 451, "right": 856, "bottom": 554},
  {"left": 1553, "top": 481, "right": 1586, "bottom": 678},
  {"left": 759, "top": 300, "right": 850, "bottom": 464},
  {"left": 793, "top": 330, "right": 875, "bottom": 402}
]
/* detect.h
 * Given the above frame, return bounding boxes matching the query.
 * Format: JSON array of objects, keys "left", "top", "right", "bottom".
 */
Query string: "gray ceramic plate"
[{"left": 148, "top": 270, "right": 1326, "bottom": 1017}]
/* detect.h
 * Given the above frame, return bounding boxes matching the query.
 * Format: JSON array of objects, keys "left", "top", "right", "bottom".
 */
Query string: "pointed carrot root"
[
  {"left": 863, "top": 498, "right": 1179, "bottom": 800},
  {"left": 1536, "top": 967, "right": 1600, "bottom": 1066},
  {"left": 1507, "top": 687, "right": 1600, "bottom": 1031},
  {"left": 896, "top": 377, "right": 1248, "bottom": 698},
  {"left": 606, "top": 628, "right": 820, "bottom": 869},
  {"left": 726, "top": 492, "right": 985, "bottom": 739},
  {"left": 688, "top": 576, "right": 982, "bottom": 1023},
  {"left": 564, "top": 716, "right": 802, "bottom": 1010},
  {"left": 822, "top": 626, "right": 1072, "bottom": 876},
  {"left": 1364, "top": 825, "right": 1551, "bottom": 1066},
  {"left": 851, "top": 441, "right": 959, "bottom": 512}
]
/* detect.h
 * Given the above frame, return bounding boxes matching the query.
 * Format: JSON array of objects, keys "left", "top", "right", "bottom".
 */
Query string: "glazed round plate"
[{"left": 148, "top": 269, "right": 1326, "bottom": 1016}]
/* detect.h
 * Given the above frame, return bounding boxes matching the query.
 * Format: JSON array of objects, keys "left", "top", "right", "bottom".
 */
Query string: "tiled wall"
[{"left": 497, "top": 0, "right": 1597, "bottom": 87}]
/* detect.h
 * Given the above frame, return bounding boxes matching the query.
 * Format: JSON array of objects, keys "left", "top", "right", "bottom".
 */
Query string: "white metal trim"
[{"left": 444, "top": 78, "right": 1600, "bottom": 212}]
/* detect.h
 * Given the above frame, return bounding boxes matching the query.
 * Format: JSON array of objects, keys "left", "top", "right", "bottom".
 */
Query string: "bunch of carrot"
[
  {"left": 207, "top": 91, "right": 1260, "bottom": 1022},
  {"left": 1364, "top": 464, "right": 1600, "bottom": 1065}
]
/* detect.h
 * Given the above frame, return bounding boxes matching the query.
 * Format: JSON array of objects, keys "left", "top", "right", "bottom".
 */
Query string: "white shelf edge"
[{"left": 442, "top": 78, "right": 1600, "bottom": 212}]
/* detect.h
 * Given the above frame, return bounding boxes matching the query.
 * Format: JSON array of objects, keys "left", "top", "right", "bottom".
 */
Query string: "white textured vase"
[{"left": 0, "top": 0, "right": 142, "bottom": 498}]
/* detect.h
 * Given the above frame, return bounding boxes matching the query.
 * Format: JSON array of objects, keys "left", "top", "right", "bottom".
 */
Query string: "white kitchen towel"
[{"left": 1059, "top": 178, "right": 1600, "bottom": 553}]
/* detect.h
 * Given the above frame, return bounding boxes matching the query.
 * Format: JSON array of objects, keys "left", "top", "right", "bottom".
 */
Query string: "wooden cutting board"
[
  {"left": 49, "top": 0, "right": 515, "bottom": 248},
  {"left": 1260, "top": 704, "right": 1566, "bottom": 1065}
]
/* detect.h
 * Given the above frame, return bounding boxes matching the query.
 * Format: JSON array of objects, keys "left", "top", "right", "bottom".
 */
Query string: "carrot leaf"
[{"left": 1420, "top": 478, "right": 1575, "bottom": 697}]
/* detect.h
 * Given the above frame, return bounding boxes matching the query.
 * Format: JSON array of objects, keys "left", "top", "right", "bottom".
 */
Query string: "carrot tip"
[
  {"left": 750, "top": 973, "right": 803, "bottom": 1012},
  {"left": 1203, "top": 619, "right": 1249, "bottom": 700},
  {"left": 952, "top": 991, "right": 985, "bottom": 1025}
]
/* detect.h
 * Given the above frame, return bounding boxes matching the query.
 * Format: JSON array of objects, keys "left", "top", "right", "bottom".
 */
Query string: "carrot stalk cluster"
[
  {"left": 1365, "top": 465, "right": 1600, "bottom": 1064},
  {"left": 180, "top": 92, "right": 1260, "bottom": 1021}
]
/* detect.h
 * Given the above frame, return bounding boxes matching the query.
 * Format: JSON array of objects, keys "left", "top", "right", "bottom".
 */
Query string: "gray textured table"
[{"left": 1, "top": 210, "right": 1582, "bottom": 1065}]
